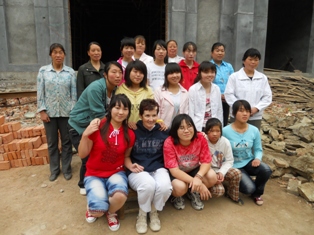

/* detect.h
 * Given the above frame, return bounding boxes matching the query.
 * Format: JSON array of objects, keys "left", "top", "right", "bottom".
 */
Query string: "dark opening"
[
  {"left": 265, "top": 0, "right": 313, "bottom": 72},
  {"left": 69, "top": 0, "right": 166, "bottom": 70}
]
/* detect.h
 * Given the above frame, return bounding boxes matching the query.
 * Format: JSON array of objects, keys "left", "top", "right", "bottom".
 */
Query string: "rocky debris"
[
  {"left": 267, "top": 74, "right": 314, "bottom": 103},
  {"left": 273, "top": 158, "right": 289, "bottom": 168},
  {"left": 287, "top": 178, "right": 301, "bottom": 196},
  {"left": 0, "top": 97, "right": 42, "bottom": 126},
  {"left": 282, "top": 173, "right": 294, "bottom": 181},
  {"left": 290, "top": 154, "right": 314, "bottom": 181},
  {"left": 298, "top": 183, "right": 314, "bottom": 202},
  {"left": 262, "top": 71, "right": 314, "bottom": 203}
]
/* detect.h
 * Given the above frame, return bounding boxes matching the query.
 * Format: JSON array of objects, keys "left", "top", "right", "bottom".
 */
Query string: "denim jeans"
[
  {"left": 68, "top": 124, "right": 88, "bottom": 188},
  {"left": 239, "top": 160, "right": 272, "bottom": 197},
  {"left": 84, "top": 171, "right": 128, "bottom": 212}
]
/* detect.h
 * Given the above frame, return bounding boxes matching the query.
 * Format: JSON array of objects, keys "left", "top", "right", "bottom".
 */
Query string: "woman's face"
[
  {"left": 154, "top": 44, "right": 167, "bottom": 61},
  {"left": 87, "top": 44, "right": 102, "bottom": 62},
  {"left": 130, "top": 68, "right": 144, "bottom": 85},
  {"left": 50, "top": 47, "right": 65, "bottom": 66},
  {"left": 122, "top": 46, "right": 135, "bottom": 60},
  {"left": 135, "top": 39, "right": 145, "bottom": 55},
  {"left": 140, "top": 107, "right": 158, "bottom": 130},
  {"left": 167, "top": 72, "right": 181, "bottom": 86},
  {"left": 167, "top": 41, "right": 178, "bottom": 58},
  {"left": 235, "top": 105, "right": 250, "bottom": 123},
  {"left": 200, "top": 70, "right": 215, "bottom": 84},
  {"left": 211, "top": 46, "right": 225, "bottom": 63},
  {"left": 111, "top": 102, "right": 129, "bottom": 124},
  {"left": 243, "top": 56, "right": 259, "bottom": 71},
  {"left": 183, "top": 48, "right": 196, "bottom": 63},
  {"left": 177, "top": 120, "right": 194, "bottom": 143},
  {"left": 105, "top": 64, "right": 123, "bottom": 87}
]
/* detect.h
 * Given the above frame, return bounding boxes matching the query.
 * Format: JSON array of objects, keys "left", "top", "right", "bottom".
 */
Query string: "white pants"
[{"left": 128, "top": 168, "right": 172, "bottom": 212}]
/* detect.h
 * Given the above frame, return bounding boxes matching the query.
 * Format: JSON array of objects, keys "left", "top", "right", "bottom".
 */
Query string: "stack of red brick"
[{"left": 0, "top": 115, "right": 49, "bottom": 170}]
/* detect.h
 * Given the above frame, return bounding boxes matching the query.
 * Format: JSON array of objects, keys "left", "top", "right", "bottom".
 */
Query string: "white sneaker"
[
  {"left": 80, "top": 188, "right": 86, "bottom": 195},
  {"left": 85, "top": 211, "right": 97, "bottom": 223},
  {"left": 149, "top": 210, "right": 161, "bottom": 232},
  {"left": 136, "top": 211, "right": 147, "bottom": 234}
]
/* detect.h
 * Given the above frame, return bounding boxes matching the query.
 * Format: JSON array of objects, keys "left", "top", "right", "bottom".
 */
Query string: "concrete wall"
[
  {"left": 168, "top": 0, "right": 269, "bottom": 71},
  {"left": 0, "top": 0, "right": 71, "bottom": 92}
]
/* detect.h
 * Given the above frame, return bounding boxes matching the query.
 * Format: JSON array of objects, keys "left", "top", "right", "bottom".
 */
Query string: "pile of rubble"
[{"left": 261, "top": 71, "right": 314, "bottom": 205}]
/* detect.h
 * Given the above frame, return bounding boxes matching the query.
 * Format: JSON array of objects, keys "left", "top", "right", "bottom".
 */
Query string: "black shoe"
[
  {"left": 64, "top": 173, "right": 72, "bottom": 180},
  {"left": 49, "top": 173, "right": 59, "bottom": 181}
]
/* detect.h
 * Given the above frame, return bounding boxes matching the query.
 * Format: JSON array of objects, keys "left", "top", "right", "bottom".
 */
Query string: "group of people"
[{"left": 36, "top": 37, "right": 273, "bottom": 233}]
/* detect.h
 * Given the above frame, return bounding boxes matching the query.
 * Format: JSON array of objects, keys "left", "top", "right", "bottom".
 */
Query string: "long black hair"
[
  {"left": 162, "top": 63, "right": 183, "bottom": 88},
  {"left": 100, "top": 94, "right": 132, "bottom": 145},
  {"left": 193, "top": 61, "right": 216, "bottom": 84},
  {"left": 169, "top": 114, "right": 198, "bottom": 145},
  {"left": 124, "top": 60, "right": 148, "bottom": 89}
]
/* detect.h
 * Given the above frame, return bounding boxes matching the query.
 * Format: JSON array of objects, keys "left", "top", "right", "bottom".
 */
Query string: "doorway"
[
  {"left": 265, "top": 0, "right": 313, "bottom": 72},
  {"left": 69, "top": 0, "right": 166, "bottom": 70}
]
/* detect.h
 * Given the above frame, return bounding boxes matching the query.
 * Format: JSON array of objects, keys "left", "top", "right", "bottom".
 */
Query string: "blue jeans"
[
  {"left": 239, "top": 161, "right": 272, "bottom": 197},
  {"left": 84, "top": 171, "right": 128, "bottom": 212}
]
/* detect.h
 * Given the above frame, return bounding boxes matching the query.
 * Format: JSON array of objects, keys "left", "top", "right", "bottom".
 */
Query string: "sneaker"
[
  {"left": 85, "top": 211, "right": 97, "bottom": 223},
  {"left": 136, "top": 212, "right": 147, "bottom": 234},
  {"left": 170, "top": 196, "right": 185, "bottom": 210},
  {"left": 149, "top": 210, "right": 161, "bottom": 232},
  {"left": 254, "top": 197, "right": 263, "bottom": 206},
  {"left": 186, "top": 190, "right": 204, "bottom": 210},
  {"left": 106, "top": 212, "right": 120, "bottom": 232},
  {"left": 80, "top": 188, "right": 86, "bottom": 196}
]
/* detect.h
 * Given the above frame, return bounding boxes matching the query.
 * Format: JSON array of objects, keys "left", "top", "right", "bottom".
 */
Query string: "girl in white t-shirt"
[{"left": 147, "top": 40, "right": 167, "bottom": 91}]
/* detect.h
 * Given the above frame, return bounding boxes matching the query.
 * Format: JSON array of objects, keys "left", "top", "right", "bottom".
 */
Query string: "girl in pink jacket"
[{"left": 154, "top": 63, "right": 189, "bottom": 127}]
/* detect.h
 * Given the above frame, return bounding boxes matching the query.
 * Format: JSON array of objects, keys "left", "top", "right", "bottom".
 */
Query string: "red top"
[
  {"left": 179, "top": 59, "right": 199, "bottom": 90},
  {"left": 86, "top": 119, "right": 135, "bottom": 178},
  {"left": 163, "top": 132, "right": 211, "bottom": 172}
]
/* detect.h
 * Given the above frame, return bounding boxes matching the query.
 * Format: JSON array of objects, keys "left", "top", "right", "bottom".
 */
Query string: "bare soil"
[{"left": 0, "top": 154, "right": 313, "bottom": 235}]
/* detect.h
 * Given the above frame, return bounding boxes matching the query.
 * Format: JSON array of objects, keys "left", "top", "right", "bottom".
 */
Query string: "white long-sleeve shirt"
[
  {"left": 224, "top": 67, "right": 272, "bottom": 120},
  {"left": 189, "top": 82, "right": 223, "bottom": 131},
  {"left": 205, "top": 135, "right": 234, "bottom": 176}
]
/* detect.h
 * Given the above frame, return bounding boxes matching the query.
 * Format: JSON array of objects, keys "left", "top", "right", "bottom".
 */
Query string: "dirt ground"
[{"left": 0, "top": 154, "right": 313, "bottom": 235}]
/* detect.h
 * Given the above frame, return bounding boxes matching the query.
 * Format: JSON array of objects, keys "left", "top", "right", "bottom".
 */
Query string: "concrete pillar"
[
  {"left": 168, "top": 0, "right": 186, "bottom": 56},
  {"left": 197, "top": 0, "right": 220, "bottom": 63},
  {"left": 307, "top": 5, "right": 314, "bottom": 74},
  {"left": 219, "top": 0, "right": 235, "bottom": 64},
  {"left": 220, "top": 0, "right": 268, "bottom": 70},
  {"left": 167, "top": 0, "right": 199, "bottom": 57},
  {"left": 233, "top": 0, "right": 255, "bottom": 70},
  {"left": 252, "top": 0, "right": 268, "bottom": 70}
]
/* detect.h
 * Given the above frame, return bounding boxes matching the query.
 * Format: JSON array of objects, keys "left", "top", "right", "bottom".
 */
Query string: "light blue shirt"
[
  {"left": 210, "top": 59, "right": 234, "bottom": 94},
  {"left": 37, "top": 63, "right": 77, "bottom": 117},
  {"left": 222, "top": 124, "right": 263, "bottom": 169}
]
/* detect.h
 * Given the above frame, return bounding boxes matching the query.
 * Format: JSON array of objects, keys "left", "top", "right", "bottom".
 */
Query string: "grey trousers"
[{"left": 43, "top": 117, "right": 72, "bottom": 175}]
